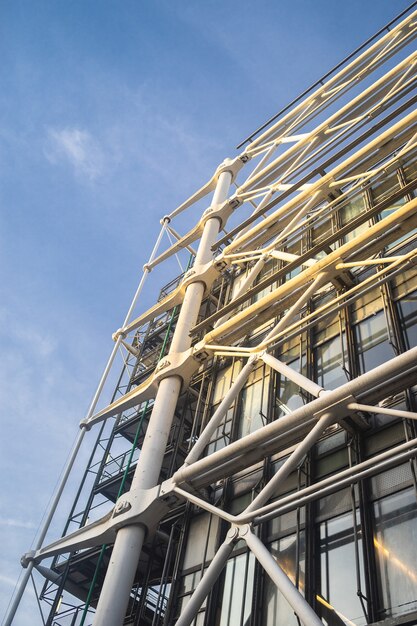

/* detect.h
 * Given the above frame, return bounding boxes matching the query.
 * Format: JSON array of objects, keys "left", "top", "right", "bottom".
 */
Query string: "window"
[
  {"left": 373, "top": 485, "right": 417, "bottom": 618},
  {"left": 354, "top": 310, "right": 394, "bottom": 373},
  {"left": 207, "top": 362, "right": 240, "bottom": 454},
  {"left": 339, "top": 194, "right": 369, "bottom": 243},
  {"left": 238, "top": 361, "right": 270, "bottom": 438},
  {"left": 315, "top": 335, "right": 347, "bottom": 390},
  {"left": 398, "top": 290, "right": 417, "bottom": 350},
  {"left": 217, "top": 550, "right": 255, "bottom": 626},
  {"left": 263, "top": 532, "right": 305, "bottom": 626},
  {"left": 274, "top": 357, "right": 306, "bottom": 418},
  {"left": 176, "top": 514, "right": 220, "bottom": 625},
  {"left": 318, "top": 509, "right": 366, "bottom": 626}
]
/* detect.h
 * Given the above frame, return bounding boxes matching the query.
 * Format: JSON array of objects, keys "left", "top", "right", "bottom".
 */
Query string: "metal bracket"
[
  {"left": 214, "top": 155, "right": 250, "bottom": 184},
  {"left": 201, "top": 196, "right": 242, "bottom": 229},
  {"left": 313, "top": 393, "right": 369, "bottom": 432},
  {"left": 153, "top": 347, "right": 203, "bottom": 392},
  {"left": 22, "top": 480, "right": 182, "bottom": 568},
  {"left": 181, "top": 260, "right": 221, "bottom": 295},
  {"left": 313, "top": 393, "right": 357, "bottom": 421}
]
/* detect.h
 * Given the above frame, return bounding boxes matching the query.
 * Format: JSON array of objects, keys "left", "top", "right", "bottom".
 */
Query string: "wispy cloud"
[
  {"left": 45, "top": 127, "right": 105, "bottom": 180},
  {"left": 0, "top": 518, "right": 36, "bottom": 530}
]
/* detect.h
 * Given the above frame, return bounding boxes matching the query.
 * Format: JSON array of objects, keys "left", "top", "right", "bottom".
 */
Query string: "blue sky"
[{"left": 0, "top": 1, "right": 413, "bottom": 622}]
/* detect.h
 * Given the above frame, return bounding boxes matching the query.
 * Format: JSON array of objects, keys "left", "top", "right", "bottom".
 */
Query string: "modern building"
[{"left": 6, "top": 5, "right": 417, "bottom": 626}]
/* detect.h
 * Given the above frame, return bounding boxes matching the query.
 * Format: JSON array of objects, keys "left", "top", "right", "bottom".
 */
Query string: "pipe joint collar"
[{"left": 215, "top": 155, "right": 250, "bottom": 184}]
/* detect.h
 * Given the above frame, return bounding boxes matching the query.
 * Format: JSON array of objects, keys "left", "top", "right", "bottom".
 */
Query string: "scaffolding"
[{"left": 5, "top": 5, "right": 417, "bottom": 626}]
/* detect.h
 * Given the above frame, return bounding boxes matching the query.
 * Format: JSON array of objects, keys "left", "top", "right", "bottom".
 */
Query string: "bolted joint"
[
  {"left": 215, "top": 155, "right": 250, "bottom": 184},
  {"left": 201, "top": 197, "right": 239, "bottom": 229},
  {"left": 153, "top": 347, "right": 200, "bottom": 393},
  {"left": 21, "top": 551, "right": 36, "bottom": 568},
  {"left": 313, "top": 393, "right": 357, "bottom": 422},
  {"left": 226, "top": 523, "right": 253, "bottom": 542},
  {"left": 237, "top": 523, "right": 252, "bottom": 538},
  {"left": 143, "top": 262, "right": 152, "bottom": 273},
  {"left": 113, "top": 499, "right": 132, "bottom": 518},
  {"left": 160, "top": 215, "right": 171, "bottom": 225},
  {"left": 181, "top": 261, "right": 220, "bottom": 295},
  {"left": 213, "top": 255, "right": 228, "bottom": 272},
  {"left": 226, "top": 526, "right": 240, "bottom": 542},
  {"left": 112, "top": 328, "right": 127, "bottom": 342}
]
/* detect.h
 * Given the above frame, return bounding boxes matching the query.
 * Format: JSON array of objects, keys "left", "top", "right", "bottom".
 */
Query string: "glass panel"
[
  {"left": 319, "top": 511, "right": 366, "bottom": 626},
  {"left": 340, "top": 194, "right": 368, "bottom": 242},
  {"left": 239, "top": 377, "right": 268, "bottom": 437},
  {"left": 206, "top": 405, "right": 233, "bottom": 454},
  {"left": 207, "top": 362, "right": 241, "bottom": 454},
  {"left": 315, "top": 335, "right": 347, "bottom": 390},
  {"left": 264, "top": 533, "right": 305, "bottom": 626},
  {"left": 354, "top": 311, "right": 394, "bottom": 373},
  {"left": 238, "top": 362, "right": 269, "bottom": 437},
  {"left": 183, "top": 514, "right": 219, "bottom": 569},
  {"left": 373, "top": 489, "right": 417, "bottom": 618},
  {"left": 398, "top": 290, "right": 417, "bottom": 350},
  {"left": 274, "top": 358, "right": 306, "bottom": 418},
  {"left": 217, "top": 551, "right": 255, "bottom": 626},
  {"left": 177, "top": 570, "right": 207, "bottom": 624}
]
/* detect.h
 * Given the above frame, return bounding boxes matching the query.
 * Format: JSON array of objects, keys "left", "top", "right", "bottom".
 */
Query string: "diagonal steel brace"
[{"left": 21, "top": 479, "right": 180, "bottom": 568}]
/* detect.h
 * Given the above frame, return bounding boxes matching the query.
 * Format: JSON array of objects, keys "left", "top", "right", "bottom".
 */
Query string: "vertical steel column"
[{"left": 92, "top": 168, "right": 233, "bottom": 626}]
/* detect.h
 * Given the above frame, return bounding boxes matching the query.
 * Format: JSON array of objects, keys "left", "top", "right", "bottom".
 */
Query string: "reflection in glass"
[
  {"left": 373, "top": 489, "right": 417, "bottom": 618},
  {"left": 340, "top": 195, "right": 368, "bottom": 243},
  {"left": 315, "top": 335, "right": 347, "bottom": 390},
  {"left": 217, "top": 552, "right": 255, "bottom": 626},
  {"left": 398, "top": 291, "right": 417, "bottom": 350},
  {"left": 275, "top": 358, "right": 305, "bottom": 418},
  {"left": 263, "top": 533, "right": 305, "bottom": 626},
  {"left": 319, "top": 512, "right": 366, "bottom": 626},
  {"left": 239, "top": 364, "right": 269, "bottom": 437},
  {"left": 354, "top": 311, "right": 394, "bottom": 373}
]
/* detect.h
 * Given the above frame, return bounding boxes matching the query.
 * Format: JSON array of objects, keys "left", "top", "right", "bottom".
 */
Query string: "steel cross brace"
[
  {"left": 173, "top": 394, "right": 361, "bottom": 626},
  {"left": 175, "top": 522, "right": 323, "bottom": 626}
]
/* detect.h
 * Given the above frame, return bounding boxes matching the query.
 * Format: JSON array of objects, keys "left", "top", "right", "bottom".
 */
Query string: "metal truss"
[{"left": 6, "top": 6, "right": 417, "bottom": 626}]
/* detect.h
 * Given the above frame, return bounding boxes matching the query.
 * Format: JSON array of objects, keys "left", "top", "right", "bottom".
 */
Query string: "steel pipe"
[
  {"left": 175, "top": 347, "right": 417, "bottom": 486},
  {"left": 245, "top": 412, "right": 334, "bottom": 515},
  {"left": 91, "top": 169, "right": 233, "bottom": 626},
  {"left": 183, "top": 356, "right": 258, "bottom": 467},
  {"left": 175, "top": 539, "right": 234, "bottom": 626},
  {"left": 245, "top": 529, "right": 323, "bottom": 626}
]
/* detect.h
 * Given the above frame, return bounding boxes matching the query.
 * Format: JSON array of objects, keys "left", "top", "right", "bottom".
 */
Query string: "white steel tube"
[
  {"left": 92, "top": 170, "right": 233, "bottom": 626},
  {"left": 245, "top": 10, "right": 417, "bottom": 152},
  {"left": 261, "top": 352, "right": 325, "bottom": 398},
  {"left": 176, "top": 346, "right": 417, "bottom": 486},
  {"left": 175, "top": 539, "right": 234, "bottom": 626},
  {"left": 245, "top": 412, "right": 333, "bottom": 515},
  {"left": 348, "top": 402, "right": 417, "bottom": 420},
  {"left": 183, "top": 357, "right": 258, "bottom": 467},
  {"left": 3, "top": 224, "right": 166, "bottom": 626},
  {"left": 3, "top": 430, "right": 86, "bottom": 626},
  {"left": 206, "top": 194, "right": 417, "bottom": 346},
  {"left": 225, "top": 110, "right": 417, "bottom": 256},
  {"left": 245, "top": 529, "right": 323, "bottom": 626},
  {"left": 253, "top": 438, "right": 417, "bottom": 524}
]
